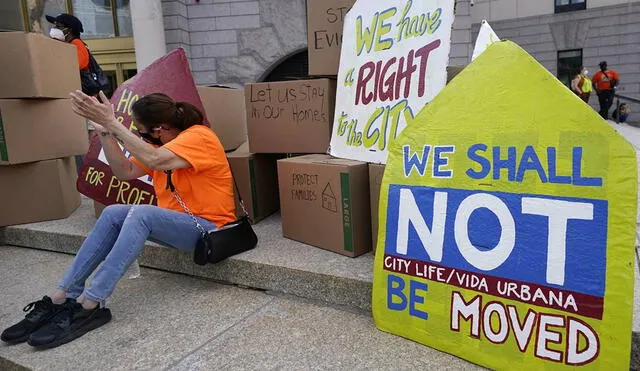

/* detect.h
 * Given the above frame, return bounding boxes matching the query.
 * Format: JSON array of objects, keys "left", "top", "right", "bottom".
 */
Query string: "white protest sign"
[
  {"left": 472, "top": 20, "right": 500, "bottom": 61},
  {"left": 329, "top": 0, "right": 455, "bottom": 164},
  {"left": 98, "top": 147, "right": 153, "bottom": 185}
]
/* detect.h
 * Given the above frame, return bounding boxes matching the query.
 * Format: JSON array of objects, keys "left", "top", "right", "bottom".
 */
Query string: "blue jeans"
[{"left": 57, "top": 204, "right": 217, "bottom": 302}]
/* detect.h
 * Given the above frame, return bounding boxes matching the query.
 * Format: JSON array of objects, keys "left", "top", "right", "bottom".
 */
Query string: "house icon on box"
[{"left": 322, "top": 183, "right": 337, "bottom": 213}]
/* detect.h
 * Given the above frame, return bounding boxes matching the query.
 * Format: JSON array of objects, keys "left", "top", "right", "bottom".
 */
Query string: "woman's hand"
[{"left": 70, "top": 90, "right": 117, "bottom": 131}]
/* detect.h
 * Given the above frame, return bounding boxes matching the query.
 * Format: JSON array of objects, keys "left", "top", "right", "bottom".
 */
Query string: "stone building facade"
[
  {"left": 161, "top": 0, "right": 639, "bottom": 114},
  {"left": 471, "top": 1, "right": 640, "bottom": 112},
  {"left": 161, "top": 0, "right": 474, "bottom": 87}
]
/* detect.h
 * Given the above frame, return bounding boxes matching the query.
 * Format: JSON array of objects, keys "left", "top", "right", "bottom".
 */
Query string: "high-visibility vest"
[{"left": 581, "top": 75, "right": 593, "bottom": 93}]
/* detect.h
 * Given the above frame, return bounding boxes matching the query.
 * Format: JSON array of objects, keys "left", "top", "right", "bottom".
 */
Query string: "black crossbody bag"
[
  {"left": 166, "top": 168, "right": 258, "bottom": 265},
  {"left": 80, "top": 44, "right": 110, "bottom": 96}
]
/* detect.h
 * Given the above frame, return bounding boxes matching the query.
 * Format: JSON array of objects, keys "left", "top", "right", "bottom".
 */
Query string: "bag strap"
[
  {"left": 167, "top": 177, "right": 207, "bottom": 238},
  {"left": 80, "top": 40, "right": 95, "bottom": 73},
  {"left": 165, "top": 159, "right": 248, "bottom": 235}
]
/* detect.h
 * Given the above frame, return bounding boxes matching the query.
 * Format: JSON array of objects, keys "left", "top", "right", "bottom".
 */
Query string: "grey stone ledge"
[{"left": 1, "top": 197, "right": 374, "bottom": 312}]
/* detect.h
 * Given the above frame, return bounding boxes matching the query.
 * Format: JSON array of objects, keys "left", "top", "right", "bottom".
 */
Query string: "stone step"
[{"left": 0, "top": 197, "right": 374, "bottom": 312}]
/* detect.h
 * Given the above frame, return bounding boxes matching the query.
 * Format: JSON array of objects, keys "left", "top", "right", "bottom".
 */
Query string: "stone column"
[{"left": 130, "top": 0, "right": 167, "bottom": 69}]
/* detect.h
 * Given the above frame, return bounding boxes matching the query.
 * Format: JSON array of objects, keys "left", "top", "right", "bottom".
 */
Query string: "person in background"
[
  {"left": 46, "top": 14, "right": 89, "bottom": 71},
  {"left": 592, "top": 61, "right": 620, "bottom": 119},
  {"left": 613, "top": 103, "right": 632, "bottom": 123},
  {"left": 571, "top": 69, "right": 582, "bottom": 96},
  {"left": 47, "top": 13, "right": 93, "bottom": 172},
  {"left": 571, "top": 67, "right": 592, "bottom": 104}
]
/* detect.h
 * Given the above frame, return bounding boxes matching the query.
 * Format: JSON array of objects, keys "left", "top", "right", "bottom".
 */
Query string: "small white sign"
[
  {"left": 472, "top": 20, "right": 500, "bottom": 61},
  {"left": 98, "top": 146, "right": 153, "bottom": 185}
]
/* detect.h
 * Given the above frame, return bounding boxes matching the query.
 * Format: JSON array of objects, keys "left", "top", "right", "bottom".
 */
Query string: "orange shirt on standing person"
[
  {"left": 71, "top": 38, "right": 89, "bottom": 70},
  {"left": 592, "top": 69, "right": 620, "bottom": 91}
]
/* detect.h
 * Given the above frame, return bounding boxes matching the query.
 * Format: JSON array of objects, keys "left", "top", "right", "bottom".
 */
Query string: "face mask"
[
  {"left": 49, "top": 28, "right": 65, "bottom": 41},
  {"left": 583, "top": 69, "right": 589, "bottom": 75},
  {"left": 138, "top": 131, "right": 163, "bottom": 146}
]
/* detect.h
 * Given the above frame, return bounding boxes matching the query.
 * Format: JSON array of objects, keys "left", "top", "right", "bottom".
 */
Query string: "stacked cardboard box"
[
  {"left": 197, "top": 85, "right": 247, "bottom": 152},
  {"left": 244, "top": 77, "right": 375, "bottom": 256},
  {"left": 229, "top": 1, "right": 374, "bottom": 257},
  {"left": 307, "top": 0, "right": 357, "bottom": 76},
  {"left": 0, "top": 32, "right": 86, "bottom": 226},
  {"left": 245, "top": 79, "right": 336, "bottom": 154},
  {"left": 227, "top": 142, "right": 282, "bottom": 223},
  {"left": 277, "top": 155, "right": 371, "bottom": 257}
]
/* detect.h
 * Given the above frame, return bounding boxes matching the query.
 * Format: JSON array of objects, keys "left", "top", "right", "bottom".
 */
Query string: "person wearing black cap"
[
  {"left": 46, "top": 13, "right": 89, "bottom": 71},
  {"left": 592, "top": 61, "right": 620, "bottom": 120}
]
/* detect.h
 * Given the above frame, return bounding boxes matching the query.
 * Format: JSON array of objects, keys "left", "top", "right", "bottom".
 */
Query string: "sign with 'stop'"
[
  {"left": 77, "top": 49, "right": 208, "bottom": 206},
  {"left": 372, "top": 41, "right": 637, "bottom": 370},
  {"left": 329, "top": 0, "right": 454, "bottom": 164}
]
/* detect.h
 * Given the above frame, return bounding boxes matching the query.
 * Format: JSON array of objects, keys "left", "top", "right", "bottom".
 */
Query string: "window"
[
  {"left": 557, "top": 49, "right": 583, "bottom": 88},
  {"left": 0, "top": 1, "right": 25, "bottom": 31},
  {"left": 115, "top": 1, "right": 133, "bottom": 37},
  {"left": 22, "top": 0, "right": 132, "bottom": 38},
  {"left": 26, "top": 0, "right": 67, "bottom": 35},
  {"left": 72, "top": 0, "right": 115, "bottom": 37},
  {"left": 555, "top": 0, "right": 586, "bottom": 13}
]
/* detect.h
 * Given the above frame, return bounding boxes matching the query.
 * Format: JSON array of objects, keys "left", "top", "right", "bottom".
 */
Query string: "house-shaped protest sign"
[{"left": 372, "top": 41, "right": 637, "bottom": 370}]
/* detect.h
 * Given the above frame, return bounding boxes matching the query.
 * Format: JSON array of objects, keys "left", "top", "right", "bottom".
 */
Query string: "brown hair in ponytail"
[{"left": 131, "top": 93, "right": 204, "bottom": 132}]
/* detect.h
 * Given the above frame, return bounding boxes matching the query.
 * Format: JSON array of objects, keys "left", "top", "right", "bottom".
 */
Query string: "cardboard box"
[
  {"left": 307, "top": 0, "right": 356, "bottom": 76},
  {"left": 277, "top": 154, "right": 371, "bottom": 257},
  {"left": 197, "top": 86, "right": 247, "bottom": 151},
  {"left": 227, "top": 142, "right": 282, "bottom": 223},
  {"left": 246, "top": 79, "right": 336, "bottom": 153},
  {"left": 0, "top": 32, "right": 81, "bottom": 98},
  {"left": 0, "top": 157, "right": 81, "bottom": 226},
  {"left": 0, "top": 99, "right": 89, "bottom": 165},
  {"left": 369, "top": 163, "right": 385, "bottom": 253}
]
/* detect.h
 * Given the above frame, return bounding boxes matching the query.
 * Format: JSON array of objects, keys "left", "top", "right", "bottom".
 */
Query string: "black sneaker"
[
  {"left": 1, "top": 296, "right": 67, "bottom": 344},
  {"left": 27, "top": 301, "right": 111, "bottom": 349}
]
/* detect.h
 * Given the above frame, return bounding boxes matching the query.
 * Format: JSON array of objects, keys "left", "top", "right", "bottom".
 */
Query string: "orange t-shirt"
[
  {"left": 131, "top": 125, "right": 236, "bottom": 227},
  {"left": 71, "top": 39, "right": 90, "bottom": 70},
  {"left": 592, "top": 69, "right": 620, "bottom": 91}
]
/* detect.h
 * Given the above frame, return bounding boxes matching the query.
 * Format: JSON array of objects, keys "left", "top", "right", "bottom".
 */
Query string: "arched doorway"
[{"left": 261, "top": 49, "right": 309, "bottom": 82}]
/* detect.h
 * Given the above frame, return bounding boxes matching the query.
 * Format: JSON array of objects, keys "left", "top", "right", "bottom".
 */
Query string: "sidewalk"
[{"left": 0, "top": 246, "right": 479, "bottom": 370}]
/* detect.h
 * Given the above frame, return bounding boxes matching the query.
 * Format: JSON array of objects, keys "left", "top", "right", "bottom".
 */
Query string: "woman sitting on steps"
[{"left": 1, "top": 91, "right": 236, "bottom": 349}]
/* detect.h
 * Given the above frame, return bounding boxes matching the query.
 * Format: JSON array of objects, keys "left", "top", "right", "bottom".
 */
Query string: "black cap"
[{"left": 46, "top": 13, "right": 84, "bottom": 36}]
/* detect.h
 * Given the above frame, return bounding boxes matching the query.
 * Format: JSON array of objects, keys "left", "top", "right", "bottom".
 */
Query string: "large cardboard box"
[
  {"left": 196, "top": 86, "right": 247, "bottom": 151},
  {"left": 307, "top": 0, "right": 356, "bottom": 76},
  {"left": 227, "top": 142, "right": 281, "bottom": 223},
  {"left": 246, "top": 79, "right": 336, "bottom": 154},
  {"left": 368, "top": 163, "right": 385, "bottom": 253},
  {"left": 0, "top": 99, "right": 89, "bottom": 165},
  {"left": 277, "top": 154, "right": 371, "bottom": 257},
  {"left": 0, "top": 157, "right": 81, "bottom": 226},
  {"left": 0, "top": 32, "right": 81, "bottom": 99}
]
